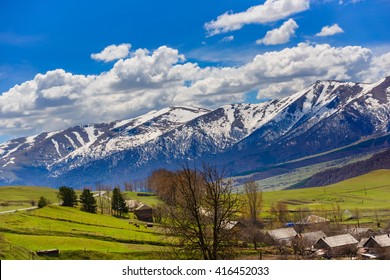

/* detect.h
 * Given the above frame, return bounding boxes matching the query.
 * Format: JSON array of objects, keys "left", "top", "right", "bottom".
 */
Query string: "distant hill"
[{"left": 288, "top": 148, "right": 390, "bottom": 189}]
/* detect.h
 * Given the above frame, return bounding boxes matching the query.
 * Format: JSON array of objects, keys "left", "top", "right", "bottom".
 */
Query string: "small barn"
[
  {"left": 36, "top": 249, "right": 60, "bottom": 257},
  {"left": 314, "top": 234, "right": 358, "bottom": 258},
  {"left": 363, "top": 234, "right": 390, "bottom": 259},
  {"left": 267, "top": 228, "right": 297, "bottom": 245},
  {"left": 134, "top": 203, "right": 153, "bottom": 223}
]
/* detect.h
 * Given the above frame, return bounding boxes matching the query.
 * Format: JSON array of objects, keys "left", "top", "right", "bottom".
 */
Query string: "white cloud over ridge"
[
  {"left": 316, "top": 24, "right": 344, "bottom": 37},
  {"left": 1, "top": 43, "right": 388, "bottom": 140},
  {"left": 204, "top": 0, "right": 310, "bottom": 36},
  {"left": 256, "top": 19, "right": 299, "bottom": 45},
  {"left": 91, "top": 43, "right": 132, "bottom": 62}
]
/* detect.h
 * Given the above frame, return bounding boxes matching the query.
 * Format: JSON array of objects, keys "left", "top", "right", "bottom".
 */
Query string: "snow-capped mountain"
[{"left": 1, "top": 77, "right": 390, "bottom": 187}]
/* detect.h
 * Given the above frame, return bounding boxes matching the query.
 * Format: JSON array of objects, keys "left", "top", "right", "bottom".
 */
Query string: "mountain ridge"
[{"left": 1, "top": 77, "right": 389, "bottom": 188}]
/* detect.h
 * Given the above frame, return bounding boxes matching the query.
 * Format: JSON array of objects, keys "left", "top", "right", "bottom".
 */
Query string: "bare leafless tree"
[
  {"left": 147, "top": 169, "right": 176, "bottom": 203},
  {"left": 162, "top": 163, "right": 241, "bottom": 260},
  {"left": 270, "top": 201, "right": 289, "bottom": 223},
  {"left": 95, "top": 184, "right": 112, "bottom": 214},
  {"left": 240, "top": 223, "right": 265, "bottom": 250},
  {"left": 123, "top": 181, "right": 134, "bottom": 192}
]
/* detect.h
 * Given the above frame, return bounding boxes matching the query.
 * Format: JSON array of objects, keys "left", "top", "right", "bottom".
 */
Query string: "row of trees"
[
  {"left": 56, "top": 185, "right": 129, "bottom": 217},
  {"left": 57, "top": 186, "right": 97, "bottom": 213}
]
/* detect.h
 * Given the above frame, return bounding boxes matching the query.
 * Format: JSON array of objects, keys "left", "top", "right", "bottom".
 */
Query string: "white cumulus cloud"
[
  {"left": 316, "top": 24, "right": 344, "bottom": 37},
  {"left": 204, "top": 0, "right": 310, "bottom": 36},
  {"left": 91, "top": 43, "right": 132, "bottom": 62},
  {"left": 256, "top": 19, "right": 299, "bottom": 45},
  {"left": 1, "top": 43, "right": 389, "bottom": 140}
]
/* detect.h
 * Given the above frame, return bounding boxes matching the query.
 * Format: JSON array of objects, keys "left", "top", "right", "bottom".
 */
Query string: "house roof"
[
  {"left": 297, "top": 215, "right": 330, "bottom": 225},
  {"left": 268, "top": 228, "right": 297, "bottom": 240},
  {"left": 222, "top": 220, "right": 245, "bottom": 231},
  {"left": 345, "top": 227, "right": 374, "bottom": 236},
  {"left": 135, "top": 203, "right": 152, "bottom": 211},
  {"left": 316, "top": 234, "right": 358, "bottom": 248},
  {"left": 365, "top": 234, "right": 390, "bottom": 248},
  {"left": 298, "top": 231, "right": 327, "bottom": 243},
  {"left": 126, "top": 200, "right": 139, "bottom": 208}
]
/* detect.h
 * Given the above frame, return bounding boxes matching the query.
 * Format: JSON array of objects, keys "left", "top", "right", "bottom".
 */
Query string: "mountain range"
[{"left": 1, "top": 76, "right": 390, "bottom": 188}]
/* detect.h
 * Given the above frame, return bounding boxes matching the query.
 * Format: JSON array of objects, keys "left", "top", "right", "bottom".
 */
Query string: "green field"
[
  {"left": 123, "top": 191, "right": 160, "bottom": 206},
  {"left": 1, "top": 170, "right": 390, "bottom": 259},
  {"left": 261, "top": 169, "right": 390, "bottom": 209},
  {"left": 0, "top": 186, "right": 58, "bottom": 211},
  {"left": 0, "top": 204, "right": 167, "bottom": 260},
  {"left": 259, "top": 169, "right": 390, "bottom": 226}
]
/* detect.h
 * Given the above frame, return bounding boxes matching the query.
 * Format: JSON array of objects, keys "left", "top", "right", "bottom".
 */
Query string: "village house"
[
  {"left": 134, "top": 203, "right": 153, "bottom": 223},
  {"left": 363, "top": 234, "right": 390, "bottom": 259},
  {"left": 266, "top": 228, "right": 297, "bottom": 245},
  {"left": 314, "top": 234, "right": 358, "bottom": 258}
]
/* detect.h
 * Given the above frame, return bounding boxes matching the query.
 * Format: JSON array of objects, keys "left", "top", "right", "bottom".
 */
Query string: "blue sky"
[{"left": 0, "top": 0, "right": 390, "bottom": 143}]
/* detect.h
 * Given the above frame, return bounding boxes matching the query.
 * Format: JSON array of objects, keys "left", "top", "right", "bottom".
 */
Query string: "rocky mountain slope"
[{"left": 1, "top": 77, "right": 389, "bottom": 188}]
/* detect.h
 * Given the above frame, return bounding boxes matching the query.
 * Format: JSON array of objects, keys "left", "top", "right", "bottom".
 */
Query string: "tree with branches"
[
  {"left": 243, "top": 180, "right": 263, "bottom": 224},
  {"left": 162, "top": 163, "right": 241, "bottom": 260}
]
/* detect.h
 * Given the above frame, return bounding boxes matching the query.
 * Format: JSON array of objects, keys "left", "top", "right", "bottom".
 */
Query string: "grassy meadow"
[
  {"left": 260, "top": 169, "right": 390, "bottom": 225},
  {"left": 261, "top": 169, "right": 390, "bottom": 209},
  {"left": 0, "top": 189, "right": 167, "bottom": 260},
  {"left": 1, "top": 169, "right": 390, "bottom": 259},
  {"left": 0, "top": 186, "right": 59, "bottom": 211}
]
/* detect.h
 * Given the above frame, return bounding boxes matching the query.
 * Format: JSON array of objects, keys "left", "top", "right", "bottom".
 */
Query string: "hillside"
[
  {"left": 289, "top": 148, "right": 390, "bottom": 189},
  {"left": 0, "top": 204, "right": 166, "bottom": 260},
  {"left": 0, "top": 186, "right": 58, "bottom": 212},
  {"left": 262, "top": 169, "right": 390, "bottom": 211}
]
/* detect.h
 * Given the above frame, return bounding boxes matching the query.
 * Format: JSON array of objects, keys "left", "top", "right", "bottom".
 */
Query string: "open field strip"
[
  {"left": 3, "top": 233, "right": 163, "bottom": 253},
  {"left": 0, "top": 204, "right": 168, "bottom": 259},
  {"left": 261, "top": 169, "right": 390, "bottom": 210},
  {"left": 0, "top": 206, "right": 165, "bottom": 244},
  {"left": 0, "top": 186, "right": 58, "bottom": 212}
]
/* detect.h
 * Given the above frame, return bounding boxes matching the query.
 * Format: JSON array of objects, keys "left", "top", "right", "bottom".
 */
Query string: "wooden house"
[
  {"left": 266, "top": 228, "right": 297, "bottom": 245},
  {"left": 314, "top": 234, "right": 358, "bottom": 258},
  {"left": 363, "top": 234, "right": 390, "bottom": 259},
  {"left": 134, "top": 203, "right": 153, "bottom": 223}
]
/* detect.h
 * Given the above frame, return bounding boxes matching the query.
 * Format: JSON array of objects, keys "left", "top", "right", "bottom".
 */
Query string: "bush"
[{"left": 38, "top": 196, "right": 48, "bottom": 208}]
